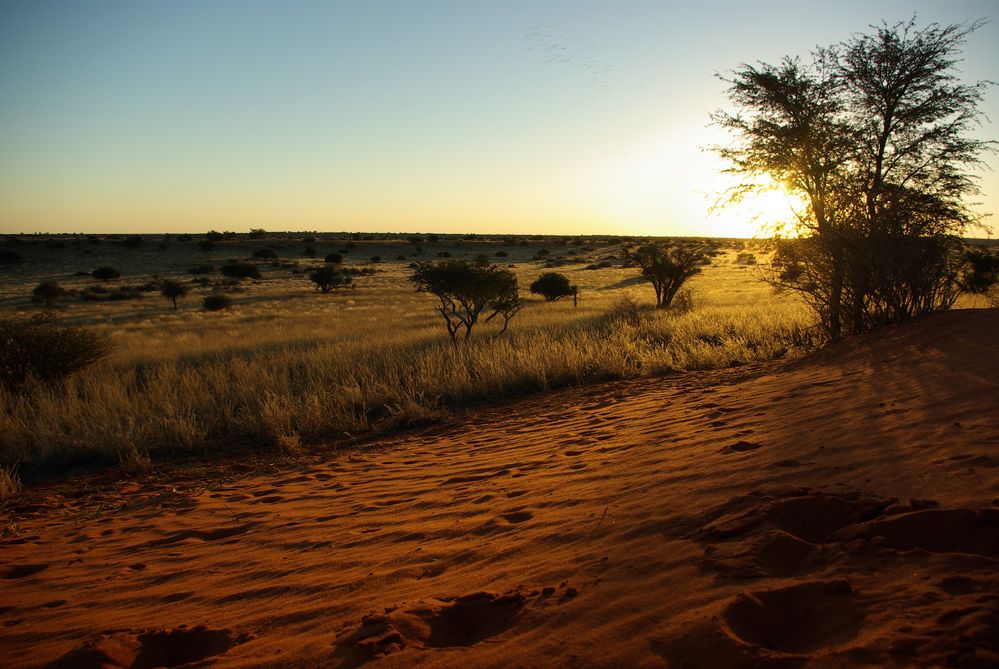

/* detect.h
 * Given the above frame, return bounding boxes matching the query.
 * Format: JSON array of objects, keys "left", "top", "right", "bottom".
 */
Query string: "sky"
[{"left": 1, "top": 1, "right": 996, "bottom": 237}]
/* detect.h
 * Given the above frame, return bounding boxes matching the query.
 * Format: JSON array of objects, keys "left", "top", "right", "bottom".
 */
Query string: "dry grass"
[{"left": 0, "top": 238, "right": 818, "bottom": 471}]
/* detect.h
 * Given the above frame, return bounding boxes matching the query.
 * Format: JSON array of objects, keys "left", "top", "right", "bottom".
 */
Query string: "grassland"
[{"left": 0, "top": 232, "right": 852, "bottom": 475}]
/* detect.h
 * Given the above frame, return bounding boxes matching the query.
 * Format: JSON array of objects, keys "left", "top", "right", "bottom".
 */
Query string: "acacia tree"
[
  {"left": 530, "top": 272, "right": 577, "bottom": 302},
  {"left": 411, "top": 259, "right": 521, "bottom": 344},
  {"left": 160, "top": 279, "right": 189, "bottom": 310},
  {"left": 309, "top": 266, "right": 352, "bottom": 293},
  {"left": 633, "top": 243, "right": 710, "bottom": 308},
  {"left": 715, "top": 19, "right": 994, "bottom": 337}
]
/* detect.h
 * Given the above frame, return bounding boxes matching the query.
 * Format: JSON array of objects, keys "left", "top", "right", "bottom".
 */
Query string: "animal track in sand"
[
  {"left": 2, "top": 563, "right": 49, "bottom": 579},
  {"left": 721, "top": 580, "right": 864, "bottom": 654},
  {"left": 335, "top": 590, "right": 528, "bottom": 664},
  {"left": 49, "top": 625, "right": 254, "bottom": 668},
  {"left": 719, "top": 440, "right": 761, "bottom": 454},
  {"left": 500, "top": 510, "right": 533, "bottom": 524}
]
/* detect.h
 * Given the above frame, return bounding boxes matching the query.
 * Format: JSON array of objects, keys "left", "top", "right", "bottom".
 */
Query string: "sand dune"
[{"left": 2, "top": 309, "right": 998, "bottom": 668}]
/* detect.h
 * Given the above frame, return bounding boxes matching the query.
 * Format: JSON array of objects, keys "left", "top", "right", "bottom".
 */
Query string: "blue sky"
[{"left": 1, "top": 1, "right": 996, "bottom": 236}]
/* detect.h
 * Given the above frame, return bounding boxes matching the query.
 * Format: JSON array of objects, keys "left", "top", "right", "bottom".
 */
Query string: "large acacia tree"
[
  {"left": 411, "top": 259, "right": 522, "bottom": 344},
  {"left": 714, "top": 19, "right": 993, "bottom": 337}
]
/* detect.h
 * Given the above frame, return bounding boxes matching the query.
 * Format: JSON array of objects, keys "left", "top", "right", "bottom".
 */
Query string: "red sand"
[{"left": 3, "top": 309, "right": 998, "bottom": 668}]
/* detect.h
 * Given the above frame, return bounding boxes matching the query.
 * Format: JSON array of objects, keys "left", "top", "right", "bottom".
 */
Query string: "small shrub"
[
  {"left": 309, "top": 266, "right": 352, "bottom": 293},
  {"left": 370, "top": 255, "right": 381, "bottom": 263},
  {"left": 202, "top": 294, "right": 233, "bottom": 311},
  {"left": 0, "top": 464, "right": 22, "bottom": 500},
  {"left": 220, "top": 263, "right": 261, "bottom": 280},
  {"left": 92, "top": 266, "right": 121, "bottom": 282},
  {"left": 252, "top": 247, "right": 278, "bottom": 259},
  {"left": 121, "top": 235, "right": 143, "bottom": 248},
  {"left": 735, "top": 252, "right": 757, "bottom": 265},
  {"left": 0, "top": 316, "right": 113, "bottom": 388},
  {"left": 303, "top": 245, "right": 317, "bottom": 257},
  {"left": 32, "top": 281, "right": 67, "bottom": 307},
  {"left": 188, "top": 264, "right": 215, "bottom": 274},
  {"left": 248, "top": 228, "right": 267, "bottom": 240},
  {"left": 325, "top": 252, "right": 343, "bottom": 264},
  {"left": 496, "top": 250, "right": 508, "bottom": 257}
]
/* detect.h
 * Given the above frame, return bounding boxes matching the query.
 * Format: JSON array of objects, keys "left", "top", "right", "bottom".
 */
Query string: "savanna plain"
[{"left": 1, "top": 232, "right": 998, "bottom": 668}]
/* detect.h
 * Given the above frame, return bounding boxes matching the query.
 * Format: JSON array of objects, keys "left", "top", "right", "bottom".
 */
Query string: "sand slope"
[{"left": 3, "top": 309, "right": 998, "bottom": 668}]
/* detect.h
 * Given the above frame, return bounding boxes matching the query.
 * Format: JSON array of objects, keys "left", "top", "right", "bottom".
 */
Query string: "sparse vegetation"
[
  {"left": 411, "top": 259, "right": 521, "bottom": 344},
  {"left": 253, "top": 247, "right": 278, "bottom": 259},
  {"left": 160, "top": 279, "right": 189, "bottom": 310},
  {"left": 530, "top": 272, "right": 577, "bottom": 302},
  {"left": 202, "top": 294, "right": 233, "bottom": 311},
  {"left": 716, "top": 19, "right": 993, "bottom": 337},
  {"left": 0, "top": 316, "right": 113, "bottom": 388},
  {"left": 633, "top": 243, "right": 711, "bottom": 308},
  {"left": 33, "top": 281, "right": 67, "bottom": 308},
  {"left": 221, "top": 263, "right": 262, "bottom": 280},
  {"left": 309, "top": 266, "right": 352, "bottom": 293},
  {"left": 92, "top": 266, "right": 121, "bottom": 282}
]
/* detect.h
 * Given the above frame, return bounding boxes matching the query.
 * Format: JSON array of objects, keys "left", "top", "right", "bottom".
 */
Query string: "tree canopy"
[
  {"left": 633, "top": 243, "right": 710, "bottom": 308},
  {"left": 714, "top": 19, "right": 994, "bottom": 337},
  {"left": 411, "top": 259, "right": 521, "bottom": 344}
]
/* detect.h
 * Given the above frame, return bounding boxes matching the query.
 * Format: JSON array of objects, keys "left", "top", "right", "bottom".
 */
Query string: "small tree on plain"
[
  {"left": 530, "top": 272, "right": 577, "bottom": 302},
  {"left": 92, "top": 266, "right": 121, "bottom": 282},
  {"left": 325, "top": 252, "right": 343, "bottom": 264},
  {"left": 633, "top": 243, "right": 710, "bottom": 308},
  {"left": 410, "top": 259, "right": 521, "bottom": 344},
  {"left": 160, "top": 279, "right": 189, "bottom": 310},
  {"left": 309, "top": 266, "right": 352, "bottom": 293},
  {"left": 33, "top": 282, "right": 66, "bottom": 308}
]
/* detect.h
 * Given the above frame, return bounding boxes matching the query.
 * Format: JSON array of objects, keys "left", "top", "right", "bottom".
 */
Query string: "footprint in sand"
[
  {"left": 1, "top": 564, "right": 49, "bottom": 579},
  {"left": 49, "top": 625, "right": 254, "bottom": 668},
  {"left": 719, "top": 440, "right": 761, "bottom": 454},
  {"left": 721, "top": 580, "right": 864, "bottom": 654},
  {"left": 334, "top": 591, "right": 527, "bottom": 662}
]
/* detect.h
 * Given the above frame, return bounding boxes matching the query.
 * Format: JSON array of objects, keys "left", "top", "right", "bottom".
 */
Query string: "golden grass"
[{"left": 0, "top": 246, "right": 817, "bottom": 470}]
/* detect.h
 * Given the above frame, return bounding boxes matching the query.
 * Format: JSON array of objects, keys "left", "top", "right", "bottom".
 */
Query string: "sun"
[{"left": 708, "top": 180, "right": 807, "bottom": 238}]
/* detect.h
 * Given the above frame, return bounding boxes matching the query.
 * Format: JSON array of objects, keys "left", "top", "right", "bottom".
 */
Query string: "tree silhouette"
[
  {"left": 160, "top": 280, "right": 189, "bottom": 310},
  {"left": 633, "top": 243, "right": 710, "bottom": 308},
  {"left": 411, "top": 259, "right": 521, "bottom": 344},
  {"left": 715, "top": 19, "right": 994, "bottom": 337}
]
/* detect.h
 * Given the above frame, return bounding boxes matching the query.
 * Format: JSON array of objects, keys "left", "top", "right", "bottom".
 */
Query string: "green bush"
[{"left": 0, "top": 316, "right": 112, "bottom": 388}]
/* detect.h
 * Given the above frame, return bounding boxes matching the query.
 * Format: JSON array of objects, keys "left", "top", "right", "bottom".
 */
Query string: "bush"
[
  {"left": 309, "top": 266, "right": 353, "bottom": 293},
  {"left": 188, "top": 264, "right": 215, "bottom": 274},
  {"left": 0, "top": 249, "right": 23, "bottom": 264},
  {"left": 370, "top": 255, "right": 381, "bottom": 263},
  {"left": 0, "top": 316, "right": 112, "bottom": 388},
  {"left": 92, "top": 266, "right": 121, "bottom": 281},
  {"left": 33, "top": 281, "right": 66, "bottom": 307},
  {"left": 325, "top": 253, "right": 343, "bottom": 264},
  {"left": 303, "top": 245, "right": 317, "bottom": 258},
  {"left": 220, "top": 263, "right": 261, "bottom": 279},
  {"left": 252, "top": 247, "right": 278, "bottom": 259},
  {"left": 202, "top": 294, "right": 233, "bottom": 311},
  {"left": 959, "top": 250, "right": 999, "bottom": 294},
  {"left": 530, "top": 272, "right": 577, "bottom": 302}
]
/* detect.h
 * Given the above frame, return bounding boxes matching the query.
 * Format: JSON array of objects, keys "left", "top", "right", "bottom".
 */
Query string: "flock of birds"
[{"left": 523, "top": 23, "right": 618, "bottom": 97}]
